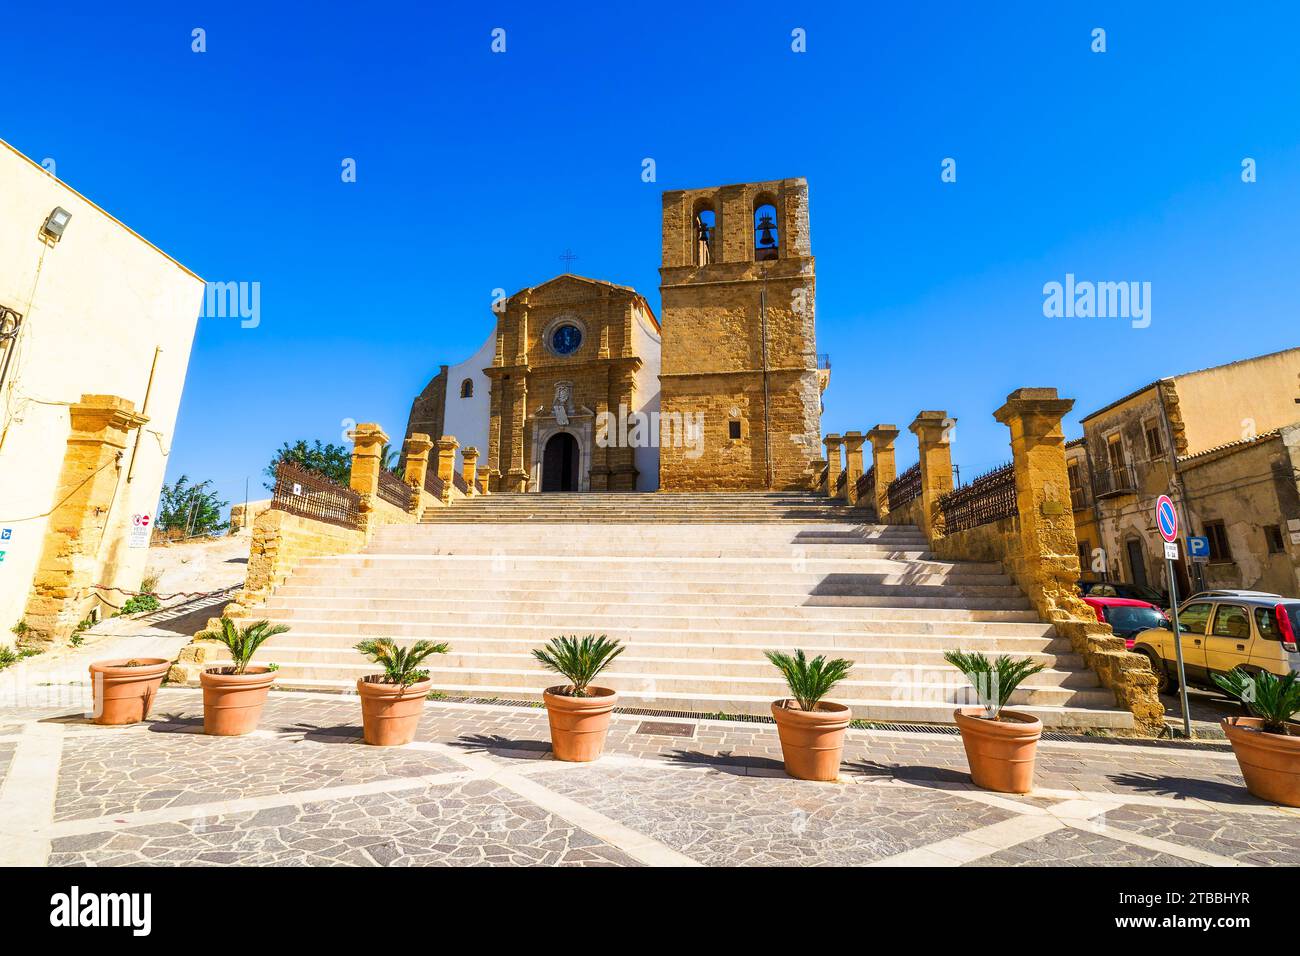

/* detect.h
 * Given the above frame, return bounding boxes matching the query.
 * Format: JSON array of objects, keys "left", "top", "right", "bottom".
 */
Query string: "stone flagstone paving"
[{"left": 2, "top": 688, "right": 1299, "bottom": 867}]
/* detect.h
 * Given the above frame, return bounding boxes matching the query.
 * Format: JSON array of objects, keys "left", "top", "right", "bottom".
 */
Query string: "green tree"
[
  {"left": 157, "top": 475, "right": 229, "bottom": 537},
  {"left": 264, "top": 439, "right": 352, "bottom": 490}
]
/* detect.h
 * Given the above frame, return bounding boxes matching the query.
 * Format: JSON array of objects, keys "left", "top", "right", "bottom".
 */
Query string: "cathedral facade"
[{"left": 402, "top": 177, "right": 825, "bottom": 493}]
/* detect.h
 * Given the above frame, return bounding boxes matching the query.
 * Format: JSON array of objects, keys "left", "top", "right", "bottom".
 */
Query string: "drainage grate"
[{"left": 634, "top": 720, "right": 697, "bottom": 738}]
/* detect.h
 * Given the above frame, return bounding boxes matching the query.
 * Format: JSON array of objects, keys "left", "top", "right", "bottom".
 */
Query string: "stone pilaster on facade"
[
  {"left": 909, "top": 411, "right": 955, "bottom": 541},
  {"left": 867, "top": 425, "right": 900, "bottom": 519},
  {"left": 402, "top": 433, "right": 434, "bottom": 513},
  {"left": 461, "top": 447, "right": 479, "bottom": 496},
  {"left": 349, "top": 423, "right": 389, "bottom": 499},
  {"left": 436, "top": 436, "right": 460, "bottom": 504},
  {"left": 823, "top": 434, "right": 844, "bottom": 500},
  {"left": 22, "top": 394, "right": 148, "bottom": 644},
  {"left": 843, "top": 431, "right": 865, "bottom": 506},
  {"left": 993, "top": 389, "right": 1085, "bottom": 621}
]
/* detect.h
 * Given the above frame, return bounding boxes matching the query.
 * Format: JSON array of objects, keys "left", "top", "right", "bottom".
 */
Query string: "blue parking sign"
[{"left": 1188, "top": 535, "right": 1210, "bottom": 561}]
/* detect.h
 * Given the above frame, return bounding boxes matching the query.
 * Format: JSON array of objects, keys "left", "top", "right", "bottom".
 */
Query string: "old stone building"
[
  {"left": 1067, "top": 347, "right": 1300, "bottom": 598},
  {"left": 403, "top": 178, "right": 825, "bottom": 492},
  {"left": 0, "top": 139, "right": 203, "bottom": 645}
]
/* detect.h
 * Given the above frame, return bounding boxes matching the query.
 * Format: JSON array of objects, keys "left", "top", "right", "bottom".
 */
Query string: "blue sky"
[{"left": 4, "top": 1, "right": 1298, "bottom": 508}]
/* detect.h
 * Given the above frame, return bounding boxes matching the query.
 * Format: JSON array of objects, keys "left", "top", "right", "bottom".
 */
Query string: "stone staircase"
[{"left": 240, "top": 493, "right": 1133, "bottom": 731}]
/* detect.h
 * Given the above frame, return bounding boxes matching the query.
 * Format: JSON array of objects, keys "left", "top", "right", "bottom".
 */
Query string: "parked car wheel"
[{"left": 1135, "top": 648, "right": 1171, "bottom": 693}]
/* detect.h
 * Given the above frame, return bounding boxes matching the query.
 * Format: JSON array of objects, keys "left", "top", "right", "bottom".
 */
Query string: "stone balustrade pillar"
[
  {"left": 349, "top": 423, "right": 389, "bottom": 499},
  {"left": 823, "top": 434, "right": 844, "bottom": 500},
  {"left": 808, "top": 457, "right": 828, "bottom": 495},
  {"left": 436, "top": 436, "right": 459, "bottom": 504},
  {"left": 843, "top": 431, "right": 865, "bottom": 506},
  {"left": 909, "top": 411, "right": 955, "bottom": 541},
  {"left": 461, "top": 446, "right": 479, "bottom": 496},
  {"left": 402, "top": 433, "right": 433, "bottom": 513},
  {"left": 993, "top": 388, "right": 1083, "bottom": 620},
  {"left": 867, "top": 425, "right": 900, "bottom": 519}
]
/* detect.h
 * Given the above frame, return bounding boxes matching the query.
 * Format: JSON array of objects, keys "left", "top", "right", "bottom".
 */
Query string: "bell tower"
[{"left": 657, "top": 178, "right": 822, "bottom": 491}]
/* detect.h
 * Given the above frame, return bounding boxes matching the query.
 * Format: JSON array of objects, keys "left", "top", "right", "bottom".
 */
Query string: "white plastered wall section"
[
  {"left": 632, "top": 307, "right": 662, "bottom": 491},
  {"left": 0, "top": 141, "right": 204, "bottom": 640},
  {"left": 441, "top": 331, "right": 494, "bottom": 471}
]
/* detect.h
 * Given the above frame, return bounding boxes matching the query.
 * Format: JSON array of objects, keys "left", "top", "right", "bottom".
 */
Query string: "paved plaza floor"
[{"left": 0, "top": 688, "right": 1296, "bottom": 867}]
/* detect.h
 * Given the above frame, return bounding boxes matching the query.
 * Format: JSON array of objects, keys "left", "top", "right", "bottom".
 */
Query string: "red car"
[{"left": 1082, "top": 596, "right": 1169, "bottom": 648}]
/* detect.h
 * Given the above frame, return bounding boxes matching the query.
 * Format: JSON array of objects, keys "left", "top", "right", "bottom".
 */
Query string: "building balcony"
[{"left": 1092, "top": 462, "right": 1137, "bottom": 499}]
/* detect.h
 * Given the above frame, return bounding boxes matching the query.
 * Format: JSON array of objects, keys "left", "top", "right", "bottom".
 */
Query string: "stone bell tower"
[{"left": 657, "top": 178, "right": 822, "bottom": 491}]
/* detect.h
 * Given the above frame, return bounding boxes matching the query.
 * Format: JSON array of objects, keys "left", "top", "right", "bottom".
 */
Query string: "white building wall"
[
  {"left": 441, "top": 332, "right": 494, "bottom": 470},
  {"left": 631, "top": 308, "right": 662, "bottom": 491},
  {"left": 0, "top": 141, "right": 203, "bottom": 642}
]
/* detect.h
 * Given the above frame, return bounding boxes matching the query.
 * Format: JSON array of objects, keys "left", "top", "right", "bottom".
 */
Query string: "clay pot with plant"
[
  {"left": 1214, "top": 668, "right": 1300, "bottom": 807},
  {"left": 355, "top": 637, "right": 449, "bottom": 746},
  {"left": 89, "top": 658, "right": 171, "bottom": 725},
  {"left": 945, "top": 650, "right": 1048, "bottom": 793},
  {"left": 198, "top": 619, "right": 288, "bottom": 736},
  {"left": 533, "top": 634, "right": 624, "bottom": 762},
  {"left": 767, "top": 649, "right": 854, "bottom": 781}
]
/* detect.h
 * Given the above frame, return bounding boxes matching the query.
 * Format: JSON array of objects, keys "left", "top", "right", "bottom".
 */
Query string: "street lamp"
[{"left": 41, "top": 207, "right": 72, "bottom": 243}]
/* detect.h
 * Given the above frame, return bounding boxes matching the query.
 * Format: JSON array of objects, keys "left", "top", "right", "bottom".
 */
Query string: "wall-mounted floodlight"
[{"left": 41, "top": 207, "right": 72, "bottom": 243}]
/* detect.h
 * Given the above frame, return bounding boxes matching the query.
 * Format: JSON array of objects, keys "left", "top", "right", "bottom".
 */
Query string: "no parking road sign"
[
  {"left": 1156, "top": 492, "right": 1191, "bottom": 738},
  {"left": 1156, "top": 494, "right": 1178, "bottom": 543}
]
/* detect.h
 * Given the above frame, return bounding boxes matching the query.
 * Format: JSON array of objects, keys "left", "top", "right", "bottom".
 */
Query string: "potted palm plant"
[
  {"left": 945, "top": 650, "right": 1047, "bottom": 793},
  {"left": 88, "top": 657, "right": 171, "bottom": 725},
  {"left": 533, "top": 634, "right": 624, "bottom": 762},
  {"left": 197, "top": 619, "right": 289, "bottom": 736},
  {"left": 355, "top": 637, "right": 449, "bottom": 746},
  {"left": 1214, "top": 668, "right": 1300, "bottom": 807},
  {"left": 766, "top": 649, "right": 854, "bottom": 781}
]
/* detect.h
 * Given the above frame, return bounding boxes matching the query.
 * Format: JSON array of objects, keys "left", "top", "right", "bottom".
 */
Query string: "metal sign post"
[{"left": 1157, "top": 495, "right": 1192, "bottom": 739}]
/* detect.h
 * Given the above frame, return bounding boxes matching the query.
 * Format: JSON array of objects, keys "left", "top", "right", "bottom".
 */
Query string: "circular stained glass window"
[{"left": 551, "top": 324, "right": 583, "bottom": 355}]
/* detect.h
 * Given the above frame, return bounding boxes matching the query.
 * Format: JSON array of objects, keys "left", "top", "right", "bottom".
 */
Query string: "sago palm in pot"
[{"left": 533, "top": 635, "right": 624, "bottom": 761}]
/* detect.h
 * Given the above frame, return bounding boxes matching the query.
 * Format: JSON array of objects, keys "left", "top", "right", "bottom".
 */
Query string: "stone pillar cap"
[
  {"left": 994, "top": 389, "right": 1074, "bottom": 424},
  {"left": 436, "top": 435, "right": 460, "bottom": 450},
  {"left": 842, "top": 431, "right": 865, "bottom": 443},
  {"left": 908, "top": 410, "right": 950, "bottom": 433},
  {"left": 823, "top": 433, "right": 843, "bottom": 444},
  {"left": 404, "top": 434, "right": 433, "bottom": 452},
  {"left": 462, "top": 446, "right": 480, "bottom": 458},
  {"left": 352, "top": 423, "right": 389, "bottom": 443}
]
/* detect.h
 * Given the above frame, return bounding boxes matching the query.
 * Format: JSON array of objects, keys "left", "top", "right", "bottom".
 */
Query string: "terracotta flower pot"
[
  {"left": 954, "top": 707, "right": 1043, "bottom": 793},
  {"left": 200, "top": 667, "right": 276, "bottom": 736},
  {"left": 1222, "top": 716, "right": 1300, "bottom": 807},
  {"left": 357, "top": 677, "right": 432, "bottom": 746},
  {"left": 88, "top": 658, "right": 170, "bottom": 725},
  {"left": 771, "top": 699, "right": 851, "bottom": 781},
  {"left": 542, "top": 686, "right": 616, "bottom": 762}
]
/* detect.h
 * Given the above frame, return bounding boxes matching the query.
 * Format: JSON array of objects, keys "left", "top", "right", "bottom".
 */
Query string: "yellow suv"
[{"left": 1129, "top": 595, "right": 1300, "bottom": 693}]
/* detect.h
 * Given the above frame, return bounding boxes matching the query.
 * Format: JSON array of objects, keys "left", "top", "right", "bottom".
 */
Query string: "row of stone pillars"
[
  {"left": 813, "top": 413, "right": 955, "bottom": 532},
  {"left": 817, "top": 391, "right": 1088, "bottom": 619},
  {"left": 346, "top": 424, "right": 487, "bottom": 512}
]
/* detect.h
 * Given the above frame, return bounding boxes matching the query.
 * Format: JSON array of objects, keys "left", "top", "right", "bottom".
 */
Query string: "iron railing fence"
[
  {"left": 377, "top": 468, "right": 414, "bottom": 510},
  {"left": 270, "top": 461, "right": 362, "bottom": 529},
  {"left": 887, "top": 463, "right": 922, "bottom": 512},
  {"left": 835, "top": 469, "right": 847, "bottom": 493},
  {"left": 938, "top": 462, "right": 1018, "bottom": 534},
  {"left": 856, "top": 464, "right": 876, "bottom": 504},
  {"left": 424, "top": 466, "right": 446, "bottom": 501},
  {"left": 452, "top": 470, "right": 469, "bottom": 494}
]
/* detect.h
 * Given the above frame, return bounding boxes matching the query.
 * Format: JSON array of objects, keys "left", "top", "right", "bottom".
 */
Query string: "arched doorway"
[{"left": 541, "top": 432, "right": 579, "bottom": 492}]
